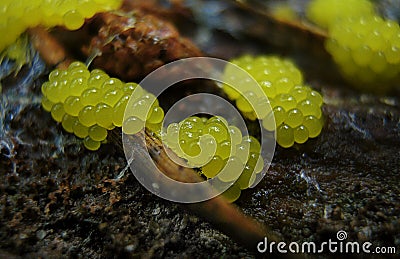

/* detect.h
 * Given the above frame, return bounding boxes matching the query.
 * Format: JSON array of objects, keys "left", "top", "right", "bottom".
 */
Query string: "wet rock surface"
[{"left": 1, "top": 1, "right": 400, "bottom": 258}]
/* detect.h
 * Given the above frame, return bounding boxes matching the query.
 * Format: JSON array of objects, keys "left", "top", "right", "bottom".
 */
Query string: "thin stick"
[{"left": 27, "top": 26, "right": 73, "bottom": 69}]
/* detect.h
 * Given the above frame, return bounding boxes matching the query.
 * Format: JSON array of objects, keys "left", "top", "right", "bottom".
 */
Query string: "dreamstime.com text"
[{"left": 257, "top": 230, "right": 397, "bottom": 254}]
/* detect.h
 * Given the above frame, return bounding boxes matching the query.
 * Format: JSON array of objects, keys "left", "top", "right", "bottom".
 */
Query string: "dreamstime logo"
[
  {"left": 336, "top": 230, "right": 347, "bottom": 241},
  {"left": 122, "top": 57, "right": 276, "bottom": 203}
]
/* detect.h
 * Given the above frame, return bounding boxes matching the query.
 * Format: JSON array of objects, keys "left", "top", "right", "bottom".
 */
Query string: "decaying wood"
[
  {"left": 121, "top": 0, "right": 191, "bottom": 22},
  {"left": 29, "top": 7, "right": 202, "bottom": 82},
  {"left": 83, "top": 11, "right": 203, "bottom": 81}
]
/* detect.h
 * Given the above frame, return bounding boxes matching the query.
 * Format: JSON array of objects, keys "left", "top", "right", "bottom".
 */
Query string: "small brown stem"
[
  {"left": 111, "top": 129, "right": 302, "bottom": 257},
  {"left": 27, "top": 26, "right": 73, "bottom": 69},
  {"left": 228, "top": 0, "right": 331, "bottom": 65}
]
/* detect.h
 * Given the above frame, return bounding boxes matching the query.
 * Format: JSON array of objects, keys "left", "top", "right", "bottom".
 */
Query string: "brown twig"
[
  {"left": 231, "top": 0, "right": 329, "bottom": 56},
  {"left": 110, "top": 129, "right": 286, "bottom": 255},
  {"left": 27, "top": 26, "right": 73, "bottom": 69}
]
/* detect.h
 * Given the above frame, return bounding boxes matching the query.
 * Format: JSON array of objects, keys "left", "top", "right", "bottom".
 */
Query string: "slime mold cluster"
[
  {"left": 41, "top": 61, "right": 164, "bottom": 151},
  {"left": 222, "top": 55, "right": 324, "bottom": 148},
  {"left": 0, "top": 0, "right": 122, "bottom": 51},
  {"left": 307, "top": 0, "right": 400, "bottom": 92}
]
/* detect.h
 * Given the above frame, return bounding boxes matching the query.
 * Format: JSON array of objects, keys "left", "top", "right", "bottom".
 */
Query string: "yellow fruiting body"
[
  {"left": 0, "top": 0, "right": 123, "bottom": 51},
  {"left": 41, "top": 61, "right": 164, "bottom": 151},
  {"left": 162, "top": 115, "right": 265, "bottom": 202},
  {"left": 306, "top": 0, "right": 375, "bottom": 29},
  {"left": 307, "top": 0, "right": 400, "bottom": 92},
  {"left": 222, "top": 55, "right": 324, "bottom": 148},
  {"left": 40, "top": 57, "right": 318, "bottom": 203},
  {"left": 325, "top": 16, "right": 400, "bottom": 92}
]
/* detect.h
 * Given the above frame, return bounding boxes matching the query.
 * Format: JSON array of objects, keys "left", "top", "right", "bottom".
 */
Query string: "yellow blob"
[
  {"left": 202, "top": 155, "right": 224, "bottom": 178},
  {"left": 221, "top": 183, "right": 241, "bottom": 203},
  {"left": 276, "top": 124, "right": 294, "bottom": 148},
  {"left": 88, "top": 125, "right": 107, "bottom": 141},
  {"left": 123, "top": 116, "right": 144, "bottom": 135},
  {"left": 83, "top": 136, "right": 101, "bottom": 151},
  {"left": 306, "top": 0, "right": 374, "bottom": 29},
  {"left": 51, "top": 103, "right": 65, "bottom": 122}
]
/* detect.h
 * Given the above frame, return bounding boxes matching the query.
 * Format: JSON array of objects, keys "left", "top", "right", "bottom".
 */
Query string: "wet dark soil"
[{"left": 1, "top": 1, "right": 400, "bottom": 258}]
